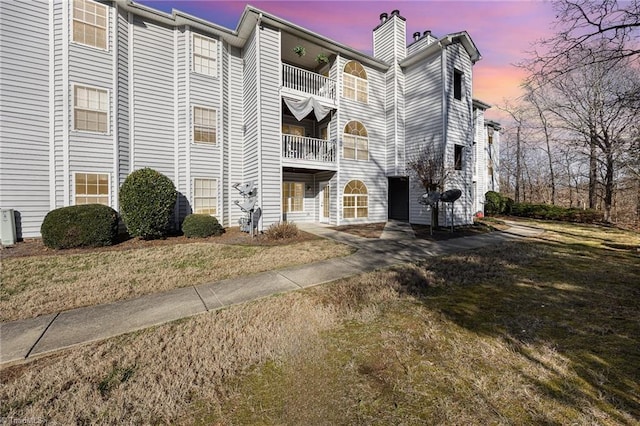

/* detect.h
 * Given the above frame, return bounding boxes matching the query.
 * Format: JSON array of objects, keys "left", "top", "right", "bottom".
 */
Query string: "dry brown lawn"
[
  {"left": 0, "top": 238, "right": 353, "bottom": 321},
  {"left": 1, "top": 221, "right": 638, "bottom": 424}
]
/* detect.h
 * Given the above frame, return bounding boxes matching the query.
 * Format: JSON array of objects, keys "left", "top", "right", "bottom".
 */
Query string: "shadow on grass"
[{"left": 390, "top": 239, "right": 640, "bottom": 423}]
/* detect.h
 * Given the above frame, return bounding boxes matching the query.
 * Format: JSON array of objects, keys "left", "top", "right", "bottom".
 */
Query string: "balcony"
[
  {"left": 282, "top": 63, "right": 336, "bottom": 102},
  {"left": 282, "top": 134, "right": 337, "bottom": 170}
]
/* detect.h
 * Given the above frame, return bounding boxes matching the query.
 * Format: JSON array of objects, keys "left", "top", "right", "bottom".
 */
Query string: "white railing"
[
  {"left": 282, "top": 63, "right": 336, "bottom": 100},
  {"left": 282, "top": 134, "right": 337, "bottom": 163}
]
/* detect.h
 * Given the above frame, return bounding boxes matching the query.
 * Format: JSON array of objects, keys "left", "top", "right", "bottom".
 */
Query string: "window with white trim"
[
  {"left": 454, "top": 69, "right": 463, "bottom": 101},
  {"left": 74, "top": 85, "right": 108, "bottom": 133},
  {"left": 193, "top": 178, "right": 218, "bottom": 215},
  {"left": 343, "top": 180, "right": 368, "bottom": 219},
  {"left": 343, "top": 121, "right": 369, "bottom": 161},
  {"left": 282, "top": 124, "right": 305, "bottom": 136},
  {"left": 282, "top": 182, "right": 304, "bottom": 213},
  {"left": 193, "top": 34, "right": 218, "bottom": 77},
  {"left": 193, "top": 106, "right": 217, "bottom": 144},
  {"left": 343, "top": 60, "right": 368, "bottom": 103},
  {"left": 75, "top": 172, "right": 109, "bottom": 205},
  {"left": 72, "top": 0, "right": 108, "bottom": 50}
]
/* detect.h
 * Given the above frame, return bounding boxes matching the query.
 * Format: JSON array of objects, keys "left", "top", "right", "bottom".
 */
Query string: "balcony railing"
[
  {"left": 282, "top": 63, "right": 336, "bottom": 101},
  {"left": 282, "top": 134, "right": 336, "bottom": 163}
]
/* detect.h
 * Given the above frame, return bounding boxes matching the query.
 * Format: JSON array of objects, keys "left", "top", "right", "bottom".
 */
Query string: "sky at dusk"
[{"left": 138, "top": 0, "right": 559, "bottom": 122}]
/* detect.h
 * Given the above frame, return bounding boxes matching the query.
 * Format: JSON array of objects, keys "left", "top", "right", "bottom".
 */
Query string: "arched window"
[
  {"left": 343, "top": 121, "right": 369, "bottom": 161},
  {"left": 343, "top": 180, "right": 368, "bottom": 219},
  {"left": 343, "top": 61, "right": 368, "bottom": 103}
]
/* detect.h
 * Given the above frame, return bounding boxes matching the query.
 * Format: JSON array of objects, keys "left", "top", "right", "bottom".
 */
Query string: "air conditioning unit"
[{"left": 1, "top": 209, "right": 17, "bottom": 246}]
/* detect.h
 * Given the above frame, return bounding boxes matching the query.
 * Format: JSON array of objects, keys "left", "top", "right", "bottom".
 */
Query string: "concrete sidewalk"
[{"left": 0, "top": 221, "right": 543, "bottom": 366}]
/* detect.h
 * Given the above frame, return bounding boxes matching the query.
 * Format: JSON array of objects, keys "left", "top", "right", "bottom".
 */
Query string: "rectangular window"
[
  {"left": 73, "top": 0, "right": 108, "bottom": 50},
  {"left": 454, "top": 69, "right": 463, "bottom": 100},
  {"left": 282, "top": 182, "right": 304, "bottom": 213},
  {"left": 193, "top": 34, "right": 218, "bottom": 77},
  {"left": 488, "top": 132, "right": 493, "bottom": 145},
  {"left": 343, "top": 135, "right": 369, "bottom": 161},
  {"left": 282, "top": 124, "right": 305, "bottom": 136},
  {"left": 193, "top": 106, "right": 217, "bottom": 144},
  {"left": 74, "top": 85, "right": 108, "bottom": 132},
  {"left": 343, "top": 74, "right": 368, "bottom": 103},
  {"left": 194, "top": 178, "right": 218, "bottom": 215},
  {"left": 75, "top": 172, "right": 109, "bottom": 205},
  {"left": 454, "top": 144, "right": 463, "bottom": 170}
]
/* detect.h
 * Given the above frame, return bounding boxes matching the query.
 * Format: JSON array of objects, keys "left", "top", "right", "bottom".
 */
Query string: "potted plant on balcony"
[
  {"left": 293, "top": 45, "right": 306, "bottom": 57},
  {"left": 315, "top": 52, "right": 329, "bottom": 64}
]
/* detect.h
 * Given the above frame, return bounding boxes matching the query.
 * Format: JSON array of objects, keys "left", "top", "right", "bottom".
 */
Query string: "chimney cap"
[
  {"left": 413, "top": 32, "right": 421, "bottom": 41},
  {"left": 391, "top": 9, "right": 400, "bottom": 16}
]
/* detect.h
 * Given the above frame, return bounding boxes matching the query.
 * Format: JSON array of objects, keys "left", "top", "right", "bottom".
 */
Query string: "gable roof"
[
  {"left": 118, "top": 1, "right": 390, "bottom": 71},
  {"left": 400, "top": 31, "right": 481, "bottom": 68}
]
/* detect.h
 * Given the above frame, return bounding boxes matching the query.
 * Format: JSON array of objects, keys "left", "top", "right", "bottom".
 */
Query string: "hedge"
[
  {"left": 182, "top": 214, "right": 224, "bottom": 238},
  {"left": 119, "top": 168, "right": 177, "bottom": 239},
  {"left": 485, "top": 191, "right": 513, "bottom": 215},
  {"left": 510, "top": 203, "right": 603, "bottom": 223},
  {"left": 41, "top": 204, "right": 119, "bottom": 249}
]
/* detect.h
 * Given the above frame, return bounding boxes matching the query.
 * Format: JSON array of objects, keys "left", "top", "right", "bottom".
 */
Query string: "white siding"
[
  {"left": 404, "top": 52, "right": 443, "bottom": 224},
  {"left": 190, "top": 30, "right": 223, "bottom": 223},
  {"left": 132, "top": 17, "right": 174, "bottom": 178},
  {"left": 242, "top": 29, "right": 258, "bottom": 197},
  {"left": 68, "top": 2, "right": 114, "bottom": 206},
  {"left": 338, "top": 56, "right": 387, "bottom": 224},
  {"left": 117, "top": 7, "right": 130, "bottom": 190},
  {"left": 257, "top": 25, "right": 282, "bottom": 229},
  {"left": 228, "top": 48, "right": 244, "bottom": 226},
  {"left": 443, "top": 43, "right": 474, "bottom": 225},
  {"left": 0, "top": 0, "right": 51, "bottom": 238}
]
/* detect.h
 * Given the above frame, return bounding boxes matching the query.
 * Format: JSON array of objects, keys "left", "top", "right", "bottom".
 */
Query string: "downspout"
[
  {"left": 256, "top": 13, "right": 263, "bottom": 231},
  {"left": 440, "top": 41, "right": 447, "bottom": 227},
  {"left": 393, "top": 19, "right": 398, "bottom": 176}
]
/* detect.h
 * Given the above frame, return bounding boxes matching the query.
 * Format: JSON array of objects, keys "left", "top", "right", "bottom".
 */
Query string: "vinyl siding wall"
[
  {"left": 242, "top": 28, "right": 259, "bottom": 220},
  {"left": 404, "top": 52, "right": 443, "bottom": 224},
  {"left": 0, "top": 0, "right": 50, "bottom": 238},
  {"left": 117, "top": 8, "right": 130, "bottom": 191},
  {"left": 228, "top": 48, "right": 244, "bottom": 226},
  {"left": 190, "top": 30, "right": 223, "bottom": 223},
  {"left": 131, "top": 16, "right": 174, "bottom": 178},
  {"left": 443, "top": 43, "right": 474, "bottom": 225},
  {"left": 257, "top": 25, "right": 282, "bottom": 228},
  {"left": 337, "top": 56, "right": 387, "bottom": 224},
  {"left": 68, "top": 1, "right": 114, "bottom": 207}
]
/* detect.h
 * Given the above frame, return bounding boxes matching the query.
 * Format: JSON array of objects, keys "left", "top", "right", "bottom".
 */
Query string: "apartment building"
[{"left": 0, "top": 0, "right": 497, "bottom": 239}]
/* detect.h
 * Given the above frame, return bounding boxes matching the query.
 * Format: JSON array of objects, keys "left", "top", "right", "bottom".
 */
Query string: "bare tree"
[
  {"left": 407, "top": 143, "right": 450, "bottom": 227},
  {"left": 537, "top": 56, "right": 640, "bottom": 221},
  {"left": 523, "top": 82, "right": 557, "bottom": 204},
  {"left": 527, "top": 0, "right": 640, "bottom": 78}
]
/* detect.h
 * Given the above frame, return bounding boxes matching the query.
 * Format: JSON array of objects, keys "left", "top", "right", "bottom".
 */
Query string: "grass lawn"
[
  {"left": 1, "top": 220, "right": 638, "bottom": 424},
  {"left": 0, "top": 234, "right": 353, "bottom": 322}
]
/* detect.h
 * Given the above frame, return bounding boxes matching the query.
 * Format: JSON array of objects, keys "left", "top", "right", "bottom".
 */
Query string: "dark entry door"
[{"left": 388, "top": 177, "right": 409, "bottom": 221}]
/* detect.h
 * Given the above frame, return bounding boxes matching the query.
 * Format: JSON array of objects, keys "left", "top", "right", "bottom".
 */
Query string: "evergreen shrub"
[
  {"left": 41, "top": 204, "right": 119, "bottom": 249},
  {"left": 182, "top": 214, "right": 224, "bottom": 238},
  {"left": 119, "top": 168, "right": 177, "bottom": 239}
]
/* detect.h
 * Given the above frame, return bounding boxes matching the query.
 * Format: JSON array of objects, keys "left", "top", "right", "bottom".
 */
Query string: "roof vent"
[
  {"left": 413, "top": 32, "right": 421, "bottom": 41},
  {"left": 379, "top": 13, "right": 388, "bottom": 24}
]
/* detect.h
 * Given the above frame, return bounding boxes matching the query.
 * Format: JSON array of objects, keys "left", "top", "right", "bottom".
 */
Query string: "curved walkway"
[{"left": 0, "top": 221, "right": 543, "bottom": 366}]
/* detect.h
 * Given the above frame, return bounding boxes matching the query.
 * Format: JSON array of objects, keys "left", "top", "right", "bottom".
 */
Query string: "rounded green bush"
[
  {"left": 41, "top": 204, "right": 119, "bottom": 249},
  {"left": 119, "top": 168, "right": 177, "bottom": 239},
  {"left": 182, "top": 214, "right": 224, "bottom": 238}
]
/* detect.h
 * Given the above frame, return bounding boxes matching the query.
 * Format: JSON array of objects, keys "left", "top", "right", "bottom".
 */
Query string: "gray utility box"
[{"left": 1, "top": 209, "right": 17, "bottom": 246}]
